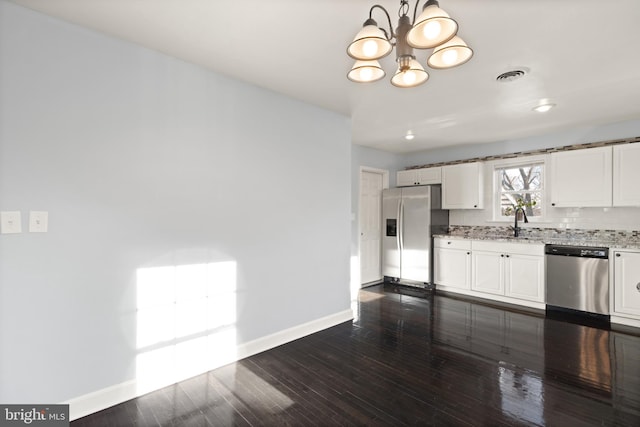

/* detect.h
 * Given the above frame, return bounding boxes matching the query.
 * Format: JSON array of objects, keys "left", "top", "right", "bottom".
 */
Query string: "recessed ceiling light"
[
  {"left": 533, "top": 103, "right": 556, "bottom": 113},
  {"left": 405, "top": 131, "right": 415, "bottom": 141}
]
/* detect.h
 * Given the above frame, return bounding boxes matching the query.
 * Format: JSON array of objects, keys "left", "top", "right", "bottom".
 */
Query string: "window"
[{"left": 495, "top": 162, "right": 544, "bottom": 220}]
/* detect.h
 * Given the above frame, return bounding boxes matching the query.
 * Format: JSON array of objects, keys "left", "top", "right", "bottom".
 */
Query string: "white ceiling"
[{"left": 9, "top": 0, "right": 640, "bottom": 153}]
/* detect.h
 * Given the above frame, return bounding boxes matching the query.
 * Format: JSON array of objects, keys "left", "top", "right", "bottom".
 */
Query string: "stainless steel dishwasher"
[{"left": 545, "top": 245, "right": 609, "bottom": 315}]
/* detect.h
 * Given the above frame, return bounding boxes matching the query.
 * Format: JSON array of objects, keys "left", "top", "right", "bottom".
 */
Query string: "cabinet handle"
[
  {"left": 506, "top": 254, "right": 510, "bottom": 258},
  {"left": 447, "top": 241, "right": 451, "bottom": 245},
  {"left": 637, "top": 283, "right": 640, "bottom": 292},
  {"left": 467, "top": 252, "right": 470, "bottom": 255},
  {"left": 616, "top": 253, "right": 621, "bottom": 257},
  {"left": 473, "top": 205, "right": 478, "bottom": 208},
  {"left": 501, "top": 254, "right": 504, "bottom": 257},
  {"left": 551, "top": 203, "right": 556, "bottom": 206}
]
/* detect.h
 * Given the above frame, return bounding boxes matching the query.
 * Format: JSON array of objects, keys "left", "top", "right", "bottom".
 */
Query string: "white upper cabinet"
[
  {"left": 442, "top": 162, "right": 484, "bottom": 209},
  {"left": 397, "top": 167, "right": 442, "bottom": 187},
  {"left": 613, "top": 143, "right": 640, "bottom": 206},
  {"left": 549, "top": 146, "right": 612, "bottom": 207}
]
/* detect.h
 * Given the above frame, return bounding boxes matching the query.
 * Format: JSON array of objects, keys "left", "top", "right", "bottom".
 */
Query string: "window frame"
[{"left": 492, "top": 156, "right": 546, "bottom": 222}]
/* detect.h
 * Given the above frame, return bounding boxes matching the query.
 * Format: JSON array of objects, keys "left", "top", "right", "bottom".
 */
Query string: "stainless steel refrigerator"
[{"left": 382, "top": 185, "right": 449, "bottom": 288}]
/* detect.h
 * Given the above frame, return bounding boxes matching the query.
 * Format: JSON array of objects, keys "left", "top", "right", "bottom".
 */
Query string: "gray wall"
[{"left": 0, "top": 1, "right": 351, "bottom": 403}]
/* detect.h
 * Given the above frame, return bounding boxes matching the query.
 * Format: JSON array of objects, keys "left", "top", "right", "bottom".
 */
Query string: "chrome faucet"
[{"left": 513, "top": 207, "right": 529, "bottom": 237}]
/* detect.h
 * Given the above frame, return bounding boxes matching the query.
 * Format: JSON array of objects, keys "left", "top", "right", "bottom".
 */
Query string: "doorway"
[{"left": 359, "top": 167, "right": 388, "bottom": 286}]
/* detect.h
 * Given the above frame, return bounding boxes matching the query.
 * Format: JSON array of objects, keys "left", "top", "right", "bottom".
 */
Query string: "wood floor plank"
[{"left": 72, "top": 285, "right": 640, "bottom": 426}]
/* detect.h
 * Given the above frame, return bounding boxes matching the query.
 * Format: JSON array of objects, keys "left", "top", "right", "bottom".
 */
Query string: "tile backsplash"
[
  {"left": 450, "top": 206, "right": 640, "bottom": 231},
  {"left": 447, "top": 225, "right": 640, "bottom": 243}
]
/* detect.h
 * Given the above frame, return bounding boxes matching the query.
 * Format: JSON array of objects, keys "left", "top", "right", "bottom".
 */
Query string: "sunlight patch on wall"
[
  {"left": 135, "top": 260, "right": 238, "bottom": 395},
  {"left": 350, "top": 255, "right": 361, "bottom": 301},
  {"left": 350, "top": 256, "right": 361, "bottom": 321}
]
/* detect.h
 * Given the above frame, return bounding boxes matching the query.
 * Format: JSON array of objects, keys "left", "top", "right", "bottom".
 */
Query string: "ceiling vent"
[{"left": 496, "top": 69, "right": 527, "bottom": 82}]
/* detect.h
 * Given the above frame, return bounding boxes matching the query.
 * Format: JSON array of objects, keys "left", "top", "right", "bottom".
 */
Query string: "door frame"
[{"left": 358, "top": 166, "right": 389, "bottom": 287}]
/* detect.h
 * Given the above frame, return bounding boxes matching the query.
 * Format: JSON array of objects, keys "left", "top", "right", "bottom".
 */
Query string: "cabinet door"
[
  {"left": 549, "top": 146, "right": 612, "bottom": 207},
  {"left": 472, "top": 250, "right": 504, "bottom": 295},
  {"left": 434, "top": 247, "right": 471, "bottom": 290},
  {"left": 442, "top": 162, "right": 484, "bottom": 209},
  {"left": 400, "top": 187, "right": 431, "bottom": 283},
  {"left": 613, "top": 144, "right": 640, "bottom": 206},
  {"left": 397, "top": 170, "right": 418, "bottom": 187},
  {"left": 417, "top": 167, "right": 442, "bottom": 185},
  {"left": 614, "top": 251, "right": 640, "bottom": 317},
  {"left": 505, "top": 254, "right": 544, "bottom": 302}
]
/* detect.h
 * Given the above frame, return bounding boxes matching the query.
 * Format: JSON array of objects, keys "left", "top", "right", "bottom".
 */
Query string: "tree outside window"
[{"left": 497, "top": 163, "right": 544, "bottom": 219}]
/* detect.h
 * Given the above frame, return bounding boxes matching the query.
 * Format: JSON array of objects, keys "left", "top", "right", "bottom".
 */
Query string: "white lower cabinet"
[
  {"left": 506, "top": 253, "right": 546, "bottom": 302},
  {"left": 612, "top": 250, "right": 640, "bottom": 326},
  {"left": 471, "top": 241, "right": 545, "bottom": 305},
  {"left": 434, "top": 238, "right": 471, "bottom": 291},
  {"left": 471, "top": 250, "right": 504, "bottom": 295},
  {"left": 434, "top": 238, "right": 545, "bottom": 309}
]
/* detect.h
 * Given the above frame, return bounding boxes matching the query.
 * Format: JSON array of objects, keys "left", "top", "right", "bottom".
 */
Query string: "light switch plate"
[
  {"left": 1, "top": 211, "right": 22, "bottom": 234},
  {"left": 29, "top": 211, "right": 48, "bottom": 233}
]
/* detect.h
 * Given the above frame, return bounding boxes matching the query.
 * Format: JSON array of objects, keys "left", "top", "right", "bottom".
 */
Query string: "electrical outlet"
[
  {"left": 1, "top": 211, "right": 22, "bottom": 234},
  {"left": 29, "top": 211, "right": 48, "bottom": 233}
]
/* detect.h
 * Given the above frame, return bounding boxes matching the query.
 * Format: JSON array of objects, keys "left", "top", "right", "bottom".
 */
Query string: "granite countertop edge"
[{"left": 433, "top": 234, "right": 640, "bottom": 250}]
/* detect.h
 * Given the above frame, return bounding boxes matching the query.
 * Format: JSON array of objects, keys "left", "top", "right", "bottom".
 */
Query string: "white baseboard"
[
  {"left": 611, "top": 315, "right": 640, "bottom": 329},
  {"left": 65, "top": 309, "right": 353, "bottom": 421}
]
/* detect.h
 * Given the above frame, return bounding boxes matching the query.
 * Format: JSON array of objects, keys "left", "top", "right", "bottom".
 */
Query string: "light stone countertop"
[{"left": 433, "top": 233, "right": 640, "bottom": 250}]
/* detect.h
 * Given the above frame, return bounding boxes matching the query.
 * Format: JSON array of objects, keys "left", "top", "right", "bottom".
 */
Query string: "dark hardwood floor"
[{"left": 72, "top": 284, "right": 640, "bottom": 426}]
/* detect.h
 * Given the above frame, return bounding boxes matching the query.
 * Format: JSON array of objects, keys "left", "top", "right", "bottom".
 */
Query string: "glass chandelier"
[{"left": 347, "top": 0, "right": 473, "bottom": 88}]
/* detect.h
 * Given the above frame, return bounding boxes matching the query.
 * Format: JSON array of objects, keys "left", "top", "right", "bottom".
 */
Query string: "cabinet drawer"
[
  {"left": 472, "top": 240, "right": 544, "bottom": 256},
  {"left": 435, "top": 238, "right": 471, "bottom": 250}
]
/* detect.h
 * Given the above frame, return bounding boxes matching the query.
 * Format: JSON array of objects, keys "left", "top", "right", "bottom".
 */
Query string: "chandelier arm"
[
  {"left": 411, "top": 0, "right": 420, "bottom": 24},
  {"left": 368, "top": 5, "right": 395, "bottom": 40}
]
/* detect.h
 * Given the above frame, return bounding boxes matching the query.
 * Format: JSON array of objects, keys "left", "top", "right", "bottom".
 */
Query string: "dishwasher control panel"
[{"left": 545, "top": 244, "right": 608, "bottom": 259}]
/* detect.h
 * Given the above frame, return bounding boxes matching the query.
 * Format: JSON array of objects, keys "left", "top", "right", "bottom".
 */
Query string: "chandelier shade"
[
  {"left": 391, "top": 58, "right": 429, "bottom": 88},
  {"left": 427, "top": 35, "right": 473, "bottom": 69},
  {"left": 348, "top": 60, "right": 386, "bottom": 83},
  {"left": 347, "top": 21, "right": 393, "bottom": 60},
  {"left": 406, "top": 1, "right": 458, "bottom": 49}
]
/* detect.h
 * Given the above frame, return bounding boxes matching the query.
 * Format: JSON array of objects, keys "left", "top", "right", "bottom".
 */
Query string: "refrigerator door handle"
[{"left": 398, "top": 198, "right": 404, "bottom": 254}]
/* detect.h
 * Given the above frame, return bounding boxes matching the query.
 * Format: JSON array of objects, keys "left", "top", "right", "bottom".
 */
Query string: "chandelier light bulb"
[
  {"left": 441, "top": 49, "right": 458, "bottom": 65},
  {"left": 403, "top": 71, "right": 417, "bottom": 86},
  {"left": 360, "top": 67, "right": 373, "bottom": 81},
  {"left": 422, "top": 21, "right": 442, "bottom": 40},
  {"left": 362, "top": 40, "right": 379, "bottom": 58}
]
